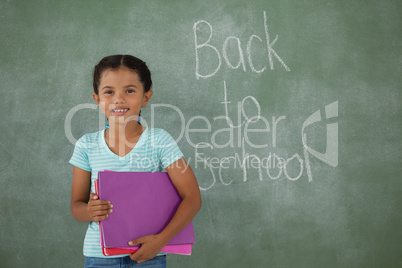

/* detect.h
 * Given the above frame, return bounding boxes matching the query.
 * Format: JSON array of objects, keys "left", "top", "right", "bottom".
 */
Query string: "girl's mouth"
[
  {"left": 112, "top": 108, "right": 129, "bottom": 113},
  {"left": 111, "top": 108, "right": 129, "bottom": 115}
]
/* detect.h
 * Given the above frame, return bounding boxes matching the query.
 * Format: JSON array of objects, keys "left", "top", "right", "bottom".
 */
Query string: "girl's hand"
[
  {"left": 87, "top": 193, "right": 113, "bottom": 222},
  {"left": 128, "top": 235, "right": 167, "bottom": 264}
]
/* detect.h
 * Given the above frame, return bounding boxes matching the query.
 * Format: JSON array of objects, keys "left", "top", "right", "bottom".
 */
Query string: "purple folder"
[{"left": 97, "top": 171, "right": 195, "bottom": 248}]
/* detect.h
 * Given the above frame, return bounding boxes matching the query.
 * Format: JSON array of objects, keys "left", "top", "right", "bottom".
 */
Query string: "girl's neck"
[{"left": 105, "top": 121, "right": 144, "bottom": 150}]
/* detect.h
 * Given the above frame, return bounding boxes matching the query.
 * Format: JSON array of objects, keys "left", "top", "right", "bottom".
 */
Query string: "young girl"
[{"left": 70, "top": 55, "right": 202, "bottom": 267}]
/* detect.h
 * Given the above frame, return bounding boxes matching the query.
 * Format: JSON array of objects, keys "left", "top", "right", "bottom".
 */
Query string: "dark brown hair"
[{"left": 93, "top": 54, "right": 152, "bottom": 95}]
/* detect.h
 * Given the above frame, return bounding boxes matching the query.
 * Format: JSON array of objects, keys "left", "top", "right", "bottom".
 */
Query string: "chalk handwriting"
[{"left": 194, "top": 11, "right": 290, "bottom": 79}]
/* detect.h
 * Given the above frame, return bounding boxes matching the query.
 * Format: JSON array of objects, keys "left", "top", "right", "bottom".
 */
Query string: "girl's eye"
[
  {"left": 104, "top": 91, "right": 113, "bottom": 95},
  {"left": 127, "top": 89, "right": 135, "bottom": 93}
]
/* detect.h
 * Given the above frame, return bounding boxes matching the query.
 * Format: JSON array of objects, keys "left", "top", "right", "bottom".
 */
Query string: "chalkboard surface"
[{"left": 1, "top": 1, "right": 401, "bottom": 267}]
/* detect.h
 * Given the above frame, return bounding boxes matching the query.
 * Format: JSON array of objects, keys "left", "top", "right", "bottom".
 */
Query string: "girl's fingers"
[
  {"left": 90, "top": 208, "right": 113, "bottom": 216},
  {"left": 89, "top": 207, "right": 113, "bottom": 217},
  {"left": 89, "top": 199, "right": 111, "bottom": 206},
  {"left": 89, "top": 207, "right": 113, "bottom": 222},
  {"left": 90, "top": 203, "right": 113, "bottom": 211},
  {"left": 87, "top": 199, "right": 113, "bottom": 222},
  {"left": 88, "top": 200, "right": 112, "bottom": 210}
]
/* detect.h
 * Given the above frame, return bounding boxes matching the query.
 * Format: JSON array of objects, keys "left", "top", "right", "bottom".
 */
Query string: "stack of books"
[{"left": 95, "top": 171, "right": 195, "bottom": 256}]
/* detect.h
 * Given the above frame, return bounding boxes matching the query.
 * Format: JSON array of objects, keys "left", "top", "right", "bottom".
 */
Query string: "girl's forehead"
[{"left": 100, "top": 67, "right": 141, "bottom": 84}]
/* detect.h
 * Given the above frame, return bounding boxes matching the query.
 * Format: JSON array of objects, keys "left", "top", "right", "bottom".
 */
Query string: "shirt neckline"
[{"left": 100, "top": 127, "right": 149, "bottom": 160}]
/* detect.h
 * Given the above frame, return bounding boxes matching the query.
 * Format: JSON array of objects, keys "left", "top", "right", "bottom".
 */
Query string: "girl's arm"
[
  {"left": 70, "top": 166, "right": 113, "bottom": 222},
  {"left": 129, "top": 157, "right": 202, "bottom": 263}
]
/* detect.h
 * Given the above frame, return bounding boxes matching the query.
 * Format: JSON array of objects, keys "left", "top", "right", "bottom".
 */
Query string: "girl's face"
[{"left": 93, "top": 67, "right": 153, "bottom": 126}]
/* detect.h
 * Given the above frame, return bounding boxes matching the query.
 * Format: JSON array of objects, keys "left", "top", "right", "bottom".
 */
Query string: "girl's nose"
[{"left": 113, "top": 91, "right": 125, "bottom": 103}]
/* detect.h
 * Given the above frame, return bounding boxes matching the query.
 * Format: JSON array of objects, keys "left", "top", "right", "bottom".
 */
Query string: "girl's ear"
[
  {"left": 142, "top": 90, "right": 153, "bottom": 107},
  {"left": 93, "top": 93, "right": 100, "bottom": 105}
]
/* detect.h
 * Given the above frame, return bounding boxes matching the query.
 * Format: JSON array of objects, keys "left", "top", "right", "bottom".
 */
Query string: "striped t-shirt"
[{"left": 69, "top": 127, "right": 184, "bottom": 257}]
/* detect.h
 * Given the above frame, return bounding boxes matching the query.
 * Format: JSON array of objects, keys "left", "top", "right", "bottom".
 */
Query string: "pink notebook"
[
  {"left": 96, "top": 171, "right": 195, "bottom": 250},
  {"left": 100, "top": 243, "right": 192, "bottom": 256},
  {"left": 95, "top": 178, "right": 192, "bottom": 256}
]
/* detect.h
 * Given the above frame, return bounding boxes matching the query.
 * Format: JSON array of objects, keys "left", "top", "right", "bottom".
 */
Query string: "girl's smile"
[
  {"left": 111, "top": 108, "right": 129, "bottom": 116},
  {"left": 93, "top": 67, "right": 153, "bottom": 124}
]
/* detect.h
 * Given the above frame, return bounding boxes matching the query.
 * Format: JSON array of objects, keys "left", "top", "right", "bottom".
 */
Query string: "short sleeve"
[
  {"left": 69, "top": 136, "right": 91, "bottom": 171},
  {"left": 157, "top": 130, "right": 184, "bottom": 168}
]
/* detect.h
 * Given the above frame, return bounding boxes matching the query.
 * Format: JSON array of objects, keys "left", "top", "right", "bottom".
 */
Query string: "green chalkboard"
[{"left": 1, "top": 0, "right": 401, "bottom": 267}]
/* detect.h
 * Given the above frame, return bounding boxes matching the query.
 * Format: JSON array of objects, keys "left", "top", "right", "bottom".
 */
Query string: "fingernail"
[
  {"left": 109, "top": 209, "right": 113, "bottom": 213},
  {"left": 128, "top": 241, "right": 133, "bottom": 245}
]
